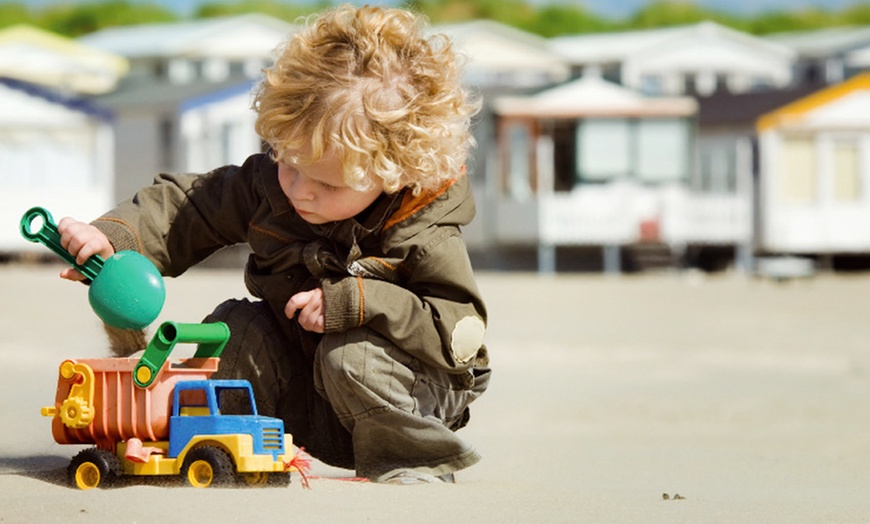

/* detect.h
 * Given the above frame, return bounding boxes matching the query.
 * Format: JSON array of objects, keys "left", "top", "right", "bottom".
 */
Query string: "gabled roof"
[
  {"left": 697, "top": 82, "right": 825, "bottom": 128},
  {"left": 79, "top": 13, "right": 296, "bottom": 60},
  {"left": 92, "top": 77, "right": 253, "bottom": 111},
  {"left": 551, "top": 21, "right": 793, "bottom": 65},
  {"left": 766, "top": 26, "right": 870, "bottom": 59},
  {"left": 493, "top": 74, "right": 697, "bottom": 118},
  {"left": 434, "top": 19, "right": 568, "bottom": 80},
  {"left": 0, "top": 77, "right": 112, "bottom": 125},
  {"left": 757, "top": 73, "right": 870, "bottom": 131},
  {"left": 180, "top": 81, "right": 256, "bottom": 112},
  {"left": 0, "top": 25, "right": 128, "bottom": 94}
]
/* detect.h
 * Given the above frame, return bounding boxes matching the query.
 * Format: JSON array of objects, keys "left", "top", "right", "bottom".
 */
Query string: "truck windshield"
[{"left": 216, "top": 387, "right": 255, "bottom": 416}]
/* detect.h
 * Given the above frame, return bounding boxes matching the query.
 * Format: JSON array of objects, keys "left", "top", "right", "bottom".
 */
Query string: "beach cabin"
[
  {"left": 435, "top": 20, "right": 570, "bottom": 90},
  {"left": 491, "top": 75, "right": 700, "bottom": 272},
  {"left": 432, "top": 20, "right": 570, "bottom": 252},
  {"left": 0, "top": 25, "right": 127, "bottom": 94},
  {"left": 756, "top": 73, "right": 870, "bottom": 260},
  {"left": 79, "top": 14, "right": 293, "bottom": 86},
  {"left": 0, "top": 26, "right": 125, "bottom": 254},
  {"left": 550, "top": 21, "right": 795, "bottom": 97},
  {"left": 767, "top": 26, "right": 870, "bottom": 85},
  {"left": 693, "top": 83, "right": 825, "bottom": 270},
  {"left": 81, "top": 15, "right": 296, "bottom": 202},
  {"left": 93, "top": 79, "right": 260, "bottom": 201},
  {"left": 0, "top": 79, "right": 115, "bottom": 253}
]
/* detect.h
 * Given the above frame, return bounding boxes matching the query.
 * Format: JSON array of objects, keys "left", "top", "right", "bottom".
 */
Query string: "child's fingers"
[
  {"left": 77, "top": 238, "right": 114, "bottom": 265},
  {"left": 297, "top": 301, "right": 324, "bottom": 333},
  {"left": 284, "top": 291, "right": 310, "bottom": 319},
  {"left": 57, "top": 218, "right": 114, "bottom": 264},
  {"left": 284, "top": 301, "right": 298, "bottom": 319},
  {"left": 285, "top": 290, "right": 324, "bottom": 333},
  {"left": 70, "top": 239, "right": 98, "bottom": 265},
  {"left": 59, "top": 268, "right": 86, "bottom": 282}
]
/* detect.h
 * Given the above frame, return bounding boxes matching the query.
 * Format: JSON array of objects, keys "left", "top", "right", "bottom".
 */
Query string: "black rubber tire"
[
  {"left": 180, "top": 446, "right": 235, "bottom": 488},
  {"left": 68, "top": 447, "right": 123, "bottom": 490},
  {"left": 267, "top": 471, "right": 292, "bottom": 487}
]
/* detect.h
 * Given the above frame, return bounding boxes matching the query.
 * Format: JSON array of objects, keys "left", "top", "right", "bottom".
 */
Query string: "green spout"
[{"left": 133, "top": 321, "right": 230, "bottom": 388}]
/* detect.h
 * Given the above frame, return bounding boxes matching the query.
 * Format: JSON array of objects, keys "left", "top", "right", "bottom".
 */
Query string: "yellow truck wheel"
[
  {"left": 241, "top": 471, "right": 291, "bottom": 487},
  {"left": 68, "top": 448, "right": 122, "bottom": 490},
  {"left": 181, "top": 446, "right": 235, "bottom": 488},
  {"left": 242, "top": 471, "right": 268, "bottom": 486}
]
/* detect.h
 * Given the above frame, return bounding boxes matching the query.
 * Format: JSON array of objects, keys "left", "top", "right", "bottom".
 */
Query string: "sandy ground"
[{"left": 2, "top": 263, "right": 870, "bottom": 523}]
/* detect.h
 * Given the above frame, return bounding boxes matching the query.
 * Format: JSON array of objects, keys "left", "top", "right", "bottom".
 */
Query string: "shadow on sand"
[{"left": 0, "top": 455, "right": 69, "bottom": 487}]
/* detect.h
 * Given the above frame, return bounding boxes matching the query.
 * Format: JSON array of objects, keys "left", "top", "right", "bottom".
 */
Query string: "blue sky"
[{"left": 17, "top": 0, "right": 870, "bottom": 19}]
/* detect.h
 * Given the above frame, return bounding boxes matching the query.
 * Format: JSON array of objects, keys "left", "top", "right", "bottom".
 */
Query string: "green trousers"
[{"left": 207, "top": 299, "right": 490, "bottom": 480}]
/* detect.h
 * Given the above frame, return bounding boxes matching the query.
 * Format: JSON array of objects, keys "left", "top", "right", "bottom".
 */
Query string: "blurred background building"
[
  {"left": 0, "top": 25, "right": 125, "bottom": 253},
  {"left": 3, "top": 1, "right": 870, "bottom": 275}
]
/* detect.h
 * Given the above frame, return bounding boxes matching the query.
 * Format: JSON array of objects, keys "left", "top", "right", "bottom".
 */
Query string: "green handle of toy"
[
  {"left": 134, "top": 321, "right": 230, "bottom": 388},
  {"left": 20, "top": 207, "right": 103, "bottom": 282}
]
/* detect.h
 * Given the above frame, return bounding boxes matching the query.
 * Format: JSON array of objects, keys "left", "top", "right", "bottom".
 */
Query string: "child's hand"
[
  {"left": 285, "top": 289, "right": 325, "bottom": 333},
  {"left": 56, "top": 217, "right": 115, "bottom": 282}
]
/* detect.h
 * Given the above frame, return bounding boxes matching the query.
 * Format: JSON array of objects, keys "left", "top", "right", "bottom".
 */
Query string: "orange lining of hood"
[{"left": 383, "top": 167, "right": 464, "bottom": 231}]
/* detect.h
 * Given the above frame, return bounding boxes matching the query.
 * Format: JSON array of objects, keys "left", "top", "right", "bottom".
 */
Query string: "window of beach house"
[
  {"left": 833, "top": 138, "right": 861, "bottom": 202},
  {"left": 779, "top": 135, "right": 817, "bottom": 204},
  {"left": 167, "top": 59, "right": 195, "bottom": 84},
  {"left": 699, "top": 140, "right": 737, "bottom": 193},
  {"left": 683, "top": 74, "right": 697, "bottom": 95},
  {"left": 636, "top": 119, "right": 689, "bottom": 183},
  {"left": 159, "top": 117, "right": 175, "bottom": 171},
  {"left": 552, "top": 120, "right": 576, "bottom": 192},
  {"left": 203, "top": 58, "right": 230, "bottom": 82},
  {"left": 748, "top": 76, "right": 773, "bottom": 92},
  {"left": 243, "top": 58, "right": 266, "bottom": 80},
  {"left": 575, "top": 118, "right": 631, "bottom": 183},
  {"left": 639, "top": 74, "right": 664, "bottom": 96},
  {"left": 505, "top": 122, "right": 533, "bottom": 200}
]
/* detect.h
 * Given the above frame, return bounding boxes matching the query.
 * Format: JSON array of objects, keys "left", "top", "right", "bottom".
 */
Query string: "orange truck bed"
[{"left": 44, "top": 357, "right": 219, "bottom": 448}]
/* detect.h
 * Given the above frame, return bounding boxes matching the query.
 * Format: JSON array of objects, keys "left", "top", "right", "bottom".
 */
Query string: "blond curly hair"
[{"left": 254, "top": 4, "right": 480, "bottom": 195}]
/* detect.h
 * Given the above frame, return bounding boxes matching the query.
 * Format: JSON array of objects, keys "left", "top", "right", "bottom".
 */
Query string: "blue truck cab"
[{"left": 168, "top": 379, "right": 286, "bottom": 460}]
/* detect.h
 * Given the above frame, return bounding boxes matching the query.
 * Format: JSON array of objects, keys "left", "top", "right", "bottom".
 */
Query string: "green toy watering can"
[{"left": 20, "top": 207, "right": 166, "bottom": 330}]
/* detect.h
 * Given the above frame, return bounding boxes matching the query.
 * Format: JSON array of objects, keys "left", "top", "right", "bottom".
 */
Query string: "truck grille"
[{"left": 262, "top": 427, "right": 283, "bottom": 451}]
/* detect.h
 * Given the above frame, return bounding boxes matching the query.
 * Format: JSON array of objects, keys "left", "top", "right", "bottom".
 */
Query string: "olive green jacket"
[{"left": 93, "top": 153, "right": 487, "bottom": 373}]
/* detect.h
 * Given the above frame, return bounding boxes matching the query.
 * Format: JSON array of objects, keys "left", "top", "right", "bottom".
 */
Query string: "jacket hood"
[{"left": 381, "top": 175, "right": 475, "bottom": 247}]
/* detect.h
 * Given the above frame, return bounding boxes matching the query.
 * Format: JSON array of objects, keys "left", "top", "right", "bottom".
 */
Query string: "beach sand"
[{"left": 2, "top": 264, "right": 869, "bottom": 522}]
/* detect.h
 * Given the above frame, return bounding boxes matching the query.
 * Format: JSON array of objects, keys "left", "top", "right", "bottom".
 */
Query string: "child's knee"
[
  {"left": 204, "top": 299, "right": 288, "bottom": 380},
  {"left": 318, "top": 329, "right": 413, "bottom": 377},
  {"left": 204, "top": 298, "right": 271, "bottom": 335},
  {"left": 315, "top": 330, "right": 371, "bottom": 386},
  {"left": 314, "top": 328, "right": 417, "bottom": 403}
]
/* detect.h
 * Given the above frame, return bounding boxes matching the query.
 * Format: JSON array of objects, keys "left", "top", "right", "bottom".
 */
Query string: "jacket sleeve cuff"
[
  {"left": 92, "top": 218, "right": 142, "bottom": 253},
  {"left": 322, "top": 276, "right": 364, "bottom": 333}
]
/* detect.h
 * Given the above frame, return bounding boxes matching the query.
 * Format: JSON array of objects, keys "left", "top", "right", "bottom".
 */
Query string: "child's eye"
[{"left": 319, "top": 182, "right": 341, "bottom": 192}]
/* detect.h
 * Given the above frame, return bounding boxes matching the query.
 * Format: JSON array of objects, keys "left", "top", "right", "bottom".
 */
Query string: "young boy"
[{"left": 56, "top": 4, "right": 490, "bottom": 484}]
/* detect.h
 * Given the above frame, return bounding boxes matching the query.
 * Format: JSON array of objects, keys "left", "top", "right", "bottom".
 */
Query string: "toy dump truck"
[{"left": 42, "top": 321, "right": 299, "bottom": 489}]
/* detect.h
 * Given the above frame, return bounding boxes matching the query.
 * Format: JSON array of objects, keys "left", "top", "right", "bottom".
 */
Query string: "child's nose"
[{"left": 290, "top": 174, "right": 315, "bottom": 201}]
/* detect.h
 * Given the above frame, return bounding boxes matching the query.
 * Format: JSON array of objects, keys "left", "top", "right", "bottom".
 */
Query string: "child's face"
[{"left": 277, "top": 151, "right": 384, "bottom": 225}]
